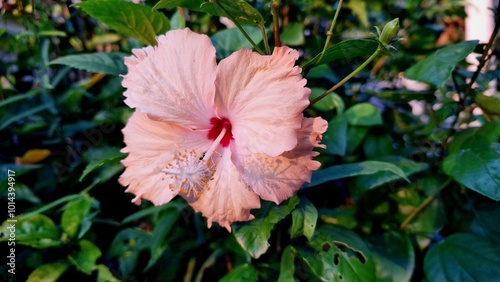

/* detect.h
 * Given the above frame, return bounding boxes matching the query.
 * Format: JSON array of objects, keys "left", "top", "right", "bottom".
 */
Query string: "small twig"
[
  {"left": 259, "top": 24, "right": 271, "bottom": 54},
  {"left": 316, "top": 0, "right": 343, "bottom": 65},
  {"left": 213, "top": 0, "right": 265, "bottom": 55},
  {"left": 400, "top": 180, "right": 451, "bottom": 230},
  {"left": 310, "top": 45, "right": 384, "bottom": 105},
  {"left": 442, "top": 2, "right": 500, "bottom": 152},
  {"left": 271, "top": 0, "right": 281, "bottom": 47}
]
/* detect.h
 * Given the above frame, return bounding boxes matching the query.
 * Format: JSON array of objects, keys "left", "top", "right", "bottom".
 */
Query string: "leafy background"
[{"left": 1, "top": 0, "right": 500, "bottom": 281}]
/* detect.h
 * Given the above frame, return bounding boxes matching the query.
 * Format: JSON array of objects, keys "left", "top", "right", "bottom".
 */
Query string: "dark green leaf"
[
  {"left": 291, "top": 197, "right": 318, "bottom": 240},
  {"left": 424, "top": 233, "right": 500, "bottom": 282},
  {"left": 219, "top": 264, "right": 258, "bottom": 282},
  {"left": 61, "top": 194, "right": 93, "bottom": 238},
  {"left": 0, "top": 182, "right": 41, "bottom": 204},
  {"left": 0, "top": 103, "right": 52, "bottom": 130},
  {"left": 404, "top": 40, "right": 478, "bottom": 87},
  {"left": 49, "top": 53, "right": 128, "bottom": 76},
  {"left": 75, "top": 0, "right": 170, "bottom": 45},
  {"left": 322, "top": 115, "right": 348, "bottom": 156},
  {"left": 278, "top": 246, "right": 297, "bottom": 282},
  {"left": 109, "top": 228, "right": 152, "bottom": 276},
  {"left": 306, "top": 161, "right": 408, "bottom": 188},
  {"left": 303, "top": 39, "right": 380, "bottom": 70},
  {"left": 68, "top": 240, "right": 102, "bottom": 275},
  {"left": 369, "top": 231, "right": 415, "bottom": 282},
  {"left": 302, "top": 225, "right": 376, "bottom": 282},
  {"left": 362, "top": 134, "right": 394, "bottom": 159},
  {"left": 146, "top": 210, "right": 180, "bottom": 269},
  {"left": 443, "top": 143, "right": 500, "bottom": 200},
  {"left": 346, "top": 126, "right": 369, "bottom": 155},
  {"left": 80, "top": 147, "right": 125, "bottom": 182},
  {"left": 233, "top": 195, "right": 299, "bottom": 258},
  {"left": 211, "top": 26, "right": 263, "bottom": 59},
  {"left": 448, "top": 121, "right": 500, "bottom": 154},
  {"left": 468, "top": 199, "right": 500, "bottom": 248},
  {"left": 354, "top": 156, "right": 428, "bottom": 192},
  {"left": 344, "top": 103, "right": 382, "bottom": 126},
  {"left": 26, "top": 262, "right": 69, "bottom": 282}
]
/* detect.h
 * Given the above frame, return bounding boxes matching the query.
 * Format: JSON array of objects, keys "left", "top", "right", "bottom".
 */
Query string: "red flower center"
[{"left": 207, "top": 117, "right": 233, "bottom": 147}]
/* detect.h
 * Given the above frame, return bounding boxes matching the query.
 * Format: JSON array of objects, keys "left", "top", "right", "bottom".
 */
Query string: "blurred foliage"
[{"left": 1, "top": 0, "right": 499, "bottom": 281}]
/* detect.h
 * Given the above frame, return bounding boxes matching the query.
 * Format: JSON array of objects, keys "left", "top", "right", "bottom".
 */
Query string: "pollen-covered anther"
[{"left": 160, "top": 149, "right": 215, "bottom": 198}]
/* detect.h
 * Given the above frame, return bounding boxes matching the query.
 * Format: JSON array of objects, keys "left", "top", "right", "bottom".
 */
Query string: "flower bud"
[{"left": 379, "top": 18, "right": 399, "bottom": 46}]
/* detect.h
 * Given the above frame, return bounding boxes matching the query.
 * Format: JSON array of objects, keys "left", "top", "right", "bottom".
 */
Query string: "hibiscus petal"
[
  {"left": 234, "top": 117, "right": 328, "bottom": 204},
  {"left": 122, "top": 28, "right": 217, "bottom": 130},
  {"left": 214, "top": 47, "right": 311, "bottom": 157},
  {"left": 119, "top": 111, "right": 211, "bottom": 205},
  {"left": 189, "top": 148, "right": 261, "bottom": 231}
]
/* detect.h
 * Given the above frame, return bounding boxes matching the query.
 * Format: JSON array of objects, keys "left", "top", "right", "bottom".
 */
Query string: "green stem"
[
  {"left": 271, "top": 0, "right": 281, "bottom": 47},
  {"left": 213, "top": 0, "right": 265, "bottom": 55},
  {"left": 316, "top": 0, "right": 343, "bottom": 65},
  {"left": 310, "top": 45, "right": 383, "bottom": 105},
  {"left": 400, "top": 180, "right": 451, "bottom": 230},
  {"left": 259, "top": 24, "right": 271, "bottom": 54},
  {"left": 18, "top": 194, "right": 81, "bottom": 220}
]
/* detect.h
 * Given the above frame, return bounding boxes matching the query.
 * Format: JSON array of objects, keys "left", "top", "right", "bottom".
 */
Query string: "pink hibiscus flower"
[{"left": 119, "top": 28, "right": 327, "bottom": 231}]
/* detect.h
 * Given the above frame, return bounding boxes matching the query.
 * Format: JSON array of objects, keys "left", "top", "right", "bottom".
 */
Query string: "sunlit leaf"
[
  {"left": 278, "top": 246, "right": 297, "bottom": 282},
  {"left": 0, "top": 214, "right": 60, "bottom": 248},
  {"left": 61, "top": 194, "right": 93, "bottom": 238},
  {"left": 68, "top": 240, "right": 102, "bottom": 275},
  {"left": 27, "top": 262, "right": 69, "bottom": 282},
  {"left": 211, "top": 26, "right": 263, "bottom": 59},
  {"left": 75, "top": 0, "right": 170, "bottom": 45},
  {"left": 344, "top": 103, "right": 382, "bottom": 126}
]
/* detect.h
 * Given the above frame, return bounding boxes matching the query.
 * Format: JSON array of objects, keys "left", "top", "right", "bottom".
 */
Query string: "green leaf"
[
  {"left": 303, "top": 39, "right": 380, "bottom": 70},
  {"left": 109, "top": 228, "right": 152, "bottom": 276},
  {"left": 344, "top": 103, "right": 382, "bottom": 126},
  {"left": 476, "top": 93, "right": 500, "bottom": 120},
  {"left": 322, "top": 115, "right": 348, "bottom": 156},
  {"left": 306, "top": 161, "right": 408, "bottom": 187},
  {"left": 362, "top": 134, "right": 394, "bottom": 158},
  {"left": 80, "top": 147, "right": 125, "bottom": 182},
  {"left": 447, "top": 121, "right": 500, "bottom": 154},
  {"left": 443, "top": 143, "right": 500, "bottom": 200},
  {"left": 146, "top": 210, "right": 180, "bottom": 269},
  {"left": 154, "top": 0, "right": 264, "bottom": 25},
  {"left": 0, "top": 214, "right": 60, "bottom": 248},
  {"left": 216, "top": 0, "right": 264, "bottom": 25},
  {"left": 97, "top": 264, "right": 120, "bottom": 282},
  {"left": 220, "top": 264, "right": 258, "bottom": 282},
  {"left": 424, "top": 233, "right": 500, "bottom": 282},
  {"left": 346, "top": 126, "right": 369, "bottom": 155},
  {"left": 278, "top": 246, "right": 297, "bottom": 282},
  {"left": 75, "top": 0, "right": 170, "bottom": 46},
  {"left": 369, "top": 231, "right": 415, "bottom": 282},
  {"left": 302, "top": 225, "right": 376, "bottom": 282},
  {"left": 281, "top": 22, "right": 305, "bottom": 46},
  {"left": 468, "top": 199, "right": 500, "bottom": 249},
  {"left": 0, "top": 182, "right": 41, "bottom": 204},
  {"left": 27, "top": 262, "right": 69, "bottom": 282},
  {"left": 309, "top": 88, "right": 344, "bottom": 113},
  {"left": 0, "top": 103, "right": 52, "bottom": 130},
  {"left": 354, "top": 156, "right": 428, "bottom": 192},
  {"left": 404, "top": 40, "right": 478, "bottom": 87},
  {"left": 61, "top": 194, "right": 93, "bottom": 238},
  {"left": 211, "top": 26, "right": 263, "bottom": 59},
  {"left": 68, "top": 240, "right": 102, "bottom": 275},
  {"left": 233, "top": 195, "right": 299, "bottom": 258},
  {"left": 49, "top": 53, "right": 127, "bottom": 76},
  {"left": 291, "top": 197, "right": 318, "bottom": 240}
]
